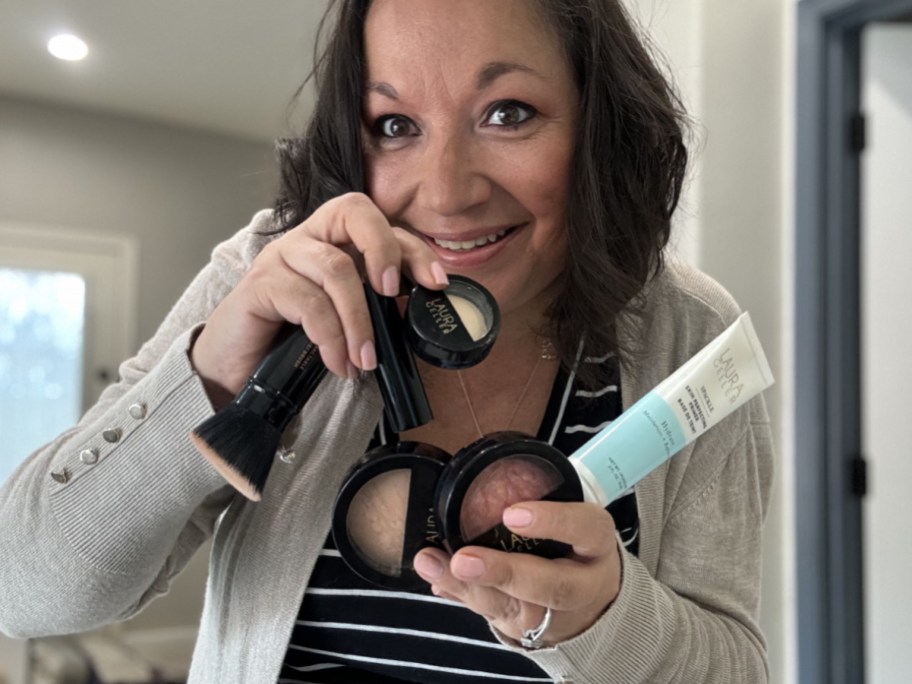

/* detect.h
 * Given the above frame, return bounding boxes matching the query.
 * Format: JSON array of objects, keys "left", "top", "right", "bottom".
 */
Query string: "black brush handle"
[
  {"left": 233, "top": 327, "right": 328, "bottom": 430},
  {"left": 364, "top": 285, "right": 432, "bottom": 432}
]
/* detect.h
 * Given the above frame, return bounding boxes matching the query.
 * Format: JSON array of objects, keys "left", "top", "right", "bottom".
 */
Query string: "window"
[
  {"left": 0, "top": 269, "right": 85, "bottom": 481},
  {"left": 0, "top": 223, "right": 137, "bottom": 484}
]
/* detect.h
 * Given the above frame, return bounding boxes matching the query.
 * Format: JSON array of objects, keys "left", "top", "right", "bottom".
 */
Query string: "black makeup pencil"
[{"left": 190, "top": 326, "right": 327, "bottom": 501}]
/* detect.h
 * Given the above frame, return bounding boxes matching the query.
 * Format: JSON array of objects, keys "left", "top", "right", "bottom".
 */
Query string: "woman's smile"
[
  {"left": 429, "top": 226, "right": 514, "bottom": 253},
  {"left": 411, "top": 223, "right": 526, "bottom": 268}
]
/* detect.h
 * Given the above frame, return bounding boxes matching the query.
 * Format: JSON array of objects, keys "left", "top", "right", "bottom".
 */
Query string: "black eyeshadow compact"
[
  {"left": 332, "top": 442, "right": 450, "bottom": 590},
  {"left": 405, "top": 275, "right": 500, "bottom": 369}
]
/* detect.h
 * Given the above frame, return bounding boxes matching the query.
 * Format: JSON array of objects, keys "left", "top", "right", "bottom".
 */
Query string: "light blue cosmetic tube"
[{"left": 569, "top": 312, "right": 774, "bottom": 507}]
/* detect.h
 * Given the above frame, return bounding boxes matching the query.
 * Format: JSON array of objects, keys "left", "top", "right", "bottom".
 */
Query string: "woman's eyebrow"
[
  {"left": 476, "top": 61, "right": 536, "bottom": 89},
  {"left": 365, "top": 81, "right": 399, "bottom": 100},
  {"left": 364, "top": 62, "right": 538, "bottom": 101}
]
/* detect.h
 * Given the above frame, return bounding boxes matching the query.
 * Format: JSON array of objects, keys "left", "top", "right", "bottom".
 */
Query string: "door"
[{"left": 860, "top": 21, "right": 912, "bottom": 684}]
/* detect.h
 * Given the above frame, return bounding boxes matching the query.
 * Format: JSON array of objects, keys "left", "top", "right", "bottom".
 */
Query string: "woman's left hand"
[{"left": 413, "top": 500, "right": 622, "bottom": 647}]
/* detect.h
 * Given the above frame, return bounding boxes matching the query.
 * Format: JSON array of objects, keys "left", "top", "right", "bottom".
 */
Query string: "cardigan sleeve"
[{"left": 0, "top": 213, "right": 273, "bottom": 638}]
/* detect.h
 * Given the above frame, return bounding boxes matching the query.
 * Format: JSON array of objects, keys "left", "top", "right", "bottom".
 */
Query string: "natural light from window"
[{"left": 0, "top": 268, "right": 85, "bottom": 484}]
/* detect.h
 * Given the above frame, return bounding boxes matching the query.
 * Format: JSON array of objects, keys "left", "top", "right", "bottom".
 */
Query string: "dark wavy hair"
[{"left": 273, "top": 0, "right": 689, "bottom": 388}]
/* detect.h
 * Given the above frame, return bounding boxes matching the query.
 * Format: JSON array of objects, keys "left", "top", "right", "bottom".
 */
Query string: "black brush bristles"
[
  {"left": 191, "top": 407, "right": 282, "bottom": 501},
  {"left": 190, "top": 327, "right": 328, "bottom": 501}
]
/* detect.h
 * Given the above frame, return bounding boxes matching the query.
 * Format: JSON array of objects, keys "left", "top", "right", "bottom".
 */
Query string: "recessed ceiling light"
[{"left": 47, "top": 34, "right": 89, "bottom": 61}]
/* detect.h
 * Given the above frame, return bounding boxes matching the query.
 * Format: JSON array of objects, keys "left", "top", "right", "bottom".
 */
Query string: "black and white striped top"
[{"left": 278, "top": 354, "right": 638, "bottom": 683}]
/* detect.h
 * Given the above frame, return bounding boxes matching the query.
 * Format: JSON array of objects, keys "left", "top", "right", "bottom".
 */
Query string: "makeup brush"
[
  {"left": 190, "top": 326, "right": 327, "bottom": 501},
  {"left": 190, "top": 283, "right": 434, "bottom": 501}
]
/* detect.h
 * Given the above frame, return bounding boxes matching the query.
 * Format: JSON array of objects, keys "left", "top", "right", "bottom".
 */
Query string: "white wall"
[
  {"left": 861, "top": 23, "right": 912, "bottom": 684},
  {"left": 695, "top": 3, "right": 793, "bottom": 680},
  {"left": 628, "top": 1, "right": 795, "bottom": 682},
  {"left": 625, "top": 0, "right": 705, "bottom": 266}
]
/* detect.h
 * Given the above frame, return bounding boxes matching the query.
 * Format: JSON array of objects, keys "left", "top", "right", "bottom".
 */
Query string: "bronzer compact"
[
  {"left": 333, "top": 442, "right": 450, "bottom": 589},
  {"left": 433, "top": 432, "right": 583, "bottom": 558}
]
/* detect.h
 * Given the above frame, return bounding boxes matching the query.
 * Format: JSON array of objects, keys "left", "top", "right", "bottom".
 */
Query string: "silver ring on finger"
[{"left": 520, "top": 606, "right": 553, "bottom": 649}]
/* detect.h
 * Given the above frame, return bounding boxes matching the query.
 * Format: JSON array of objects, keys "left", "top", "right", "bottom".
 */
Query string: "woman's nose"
[{"left": 416, "top": 134, "right": 491, "bottom": 216}]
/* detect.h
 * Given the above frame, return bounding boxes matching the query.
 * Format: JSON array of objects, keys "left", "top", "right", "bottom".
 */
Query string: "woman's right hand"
[{"left": 190, "top": 193, "right": 448, "bottom": 408}]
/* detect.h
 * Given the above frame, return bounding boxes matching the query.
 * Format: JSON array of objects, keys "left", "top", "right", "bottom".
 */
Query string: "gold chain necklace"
[{"left": 456, "top": 339, "right": 552, "bottom": 438}]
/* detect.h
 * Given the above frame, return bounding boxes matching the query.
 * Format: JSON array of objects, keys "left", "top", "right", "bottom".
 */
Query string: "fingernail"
[
  {"left": 503, "top": 506, "right": 533, "bottom": 528},
  {"left": 382, "top": 265, "right": 400, "bottom": 297},
  {"left": 431, "top": 262, "right": 449, "bottom": 287},
  {"left": 414, "top": 554, "right": 443, "bottom": 580},
  {"left": 452, "top": 554, "right": 485, "bottom": 579},
  {"left": 360, "top": 340, "right": 377, "bottom": 370}
]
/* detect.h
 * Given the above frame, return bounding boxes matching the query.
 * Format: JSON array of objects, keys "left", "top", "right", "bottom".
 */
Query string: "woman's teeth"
[{"left": 433, "top": 229, "right": 509, "bottom": 251}]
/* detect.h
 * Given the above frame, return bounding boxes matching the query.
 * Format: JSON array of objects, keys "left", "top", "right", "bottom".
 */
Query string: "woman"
[{"left": 0, "top": 1, "right": 773, "bottom": 682}]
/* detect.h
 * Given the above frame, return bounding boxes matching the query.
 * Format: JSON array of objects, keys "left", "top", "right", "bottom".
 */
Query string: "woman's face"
[{"left": 362, "top": 0, "right": 579, "bottom": 323}]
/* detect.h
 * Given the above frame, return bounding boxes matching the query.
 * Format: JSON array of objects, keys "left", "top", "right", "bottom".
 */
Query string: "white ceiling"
[{"left": 0, "top": 0, "right": 332, "bottom": 142}]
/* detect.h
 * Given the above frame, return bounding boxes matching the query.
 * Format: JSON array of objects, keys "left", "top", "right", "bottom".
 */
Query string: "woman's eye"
[
  {"left": 373, "top": 115, "right": 418, "bottom": 139},
  {"left": 484, "top": 101, "right": 536, "bottom": 128}
]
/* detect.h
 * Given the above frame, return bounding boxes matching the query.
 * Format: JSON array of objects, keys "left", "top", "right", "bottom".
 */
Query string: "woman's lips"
[
  {"left": 422, "top": 224, "right": 524, "bottom": 266},
  {"left": 431, "top": 227, "right": 510, "bottom": 251}
]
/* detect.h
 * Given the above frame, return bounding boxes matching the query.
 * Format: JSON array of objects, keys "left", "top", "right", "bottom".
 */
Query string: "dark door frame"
[{"left": 796, "top": 1, "right": 912, "bottom": 682}]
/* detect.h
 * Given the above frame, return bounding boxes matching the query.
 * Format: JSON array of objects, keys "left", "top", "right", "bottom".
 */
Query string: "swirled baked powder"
[
  {"left": 459, "top": 456, "right": 561, "bottom": 542},
  {"left": 346, "top": 469, "right": 411, "bottom": 575}
]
